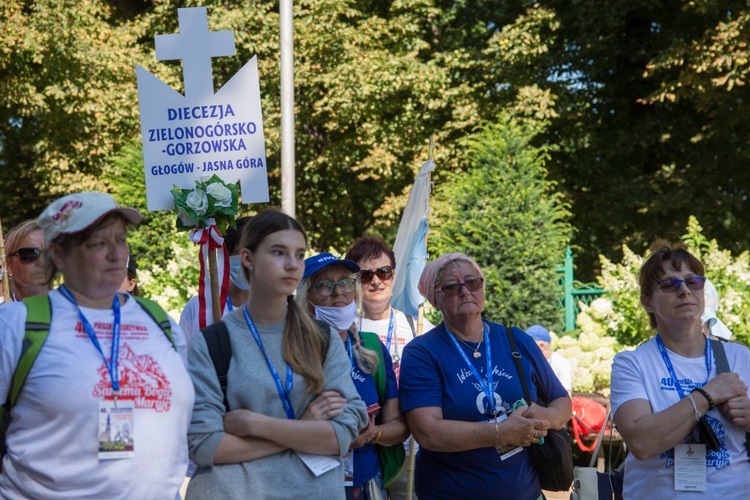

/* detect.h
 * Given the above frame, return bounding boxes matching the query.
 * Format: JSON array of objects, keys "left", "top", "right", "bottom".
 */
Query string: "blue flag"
[{"left": 391, "top": 160, "right": 434, "bottom": 317}]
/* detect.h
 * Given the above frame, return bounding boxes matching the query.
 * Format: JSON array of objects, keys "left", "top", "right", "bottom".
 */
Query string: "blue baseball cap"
[
  {"left": 303, "top": 252, "right": 360, "bottom": 280},
  {"left": 526, "top": 325, "right": 551, "bottom": 343}
]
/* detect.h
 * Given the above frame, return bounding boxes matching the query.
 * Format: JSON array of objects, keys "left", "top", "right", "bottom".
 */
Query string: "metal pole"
[
  {"left": 564, "top": 246, "right": 575, "bottom": 331},
  {"left": 0, "top": 217, "right": 10, "bottom": 302},
  {"left": 280, "top": 0, "right": 295, "bottom": 217}
]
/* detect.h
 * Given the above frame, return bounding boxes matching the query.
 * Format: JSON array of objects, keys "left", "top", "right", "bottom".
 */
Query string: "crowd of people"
[{"left": 1, "top": 190, "right": 748, "bottom": 499}]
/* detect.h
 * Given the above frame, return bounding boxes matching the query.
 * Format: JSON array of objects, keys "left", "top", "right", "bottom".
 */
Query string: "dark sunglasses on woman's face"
[
  {"left": 9, "top": 247, "right": 43, "bottom": 264},
  {"left": 437, "top": 277, "right": 485, "bottom": 297},
  {"left": 653, "top": 275, "right": 706, "bottom": 293},
  {"left": 359, "top": 266, "right": 393, "bottom": 284}
]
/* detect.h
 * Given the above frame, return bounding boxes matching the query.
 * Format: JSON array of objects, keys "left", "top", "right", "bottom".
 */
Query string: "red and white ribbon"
[{"left": 189, "top": 218, "right": 230, "bottom": 330}]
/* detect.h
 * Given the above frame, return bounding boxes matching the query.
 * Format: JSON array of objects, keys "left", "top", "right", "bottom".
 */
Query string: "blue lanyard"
[
  {"left": 345, "top": 333, "right": 356, "bottom": 366},
  {"left": 242, "top": 305, "right": 295, "bottom": 419},
  {"left": 358, "top": 308, "right": 395, "bottom": 352},
  {"left": 226, "top": 296, "right": 233, "bottom": 312},
  {"left": 385, "top": 309, "right": 395, "bottom": 352},
  {"left": 447, "top": 322, "right": 495, "bottom": 416},
  {"left": 59, "top": 285, "right": 122, "bottom": 394},
  {"left": 655, "top": 335, "right": 712, "bottom": 399}
]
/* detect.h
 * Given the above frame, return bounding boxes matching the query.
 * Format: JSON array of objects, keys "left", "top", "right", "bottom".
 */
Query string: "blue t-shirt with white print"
[
  {"left": 399, "top": 321, "right": 567, "bottom": 500},
  {"left": 346, "top": 333, "right": 399, "bottom": 487}
]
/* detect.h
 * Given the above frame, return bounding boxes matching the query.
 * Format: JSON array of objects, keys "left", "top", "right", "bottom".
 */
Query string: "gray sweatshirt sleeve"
[
  {"left": 186, "top": 331, "right": 227, "bottom": 466},
  {"left": 321, "top": 328, "right": 369, "bottom": 455}
]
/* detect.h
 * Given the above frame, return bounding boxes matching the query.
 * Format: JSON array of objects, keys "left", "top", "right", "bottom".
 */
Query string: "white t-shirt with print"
[
  {"left": 0, "top": 290, "right": 194, "bottom": 499},
  {"left": 179, "top": 295, "right": 233, "bottom": 346},
  {"left": 359, "top": 308, "right": 434, "bottom": 383},
  {"left": 359, "top": 307, "right": 433, "bottom": 458},
  {"left": 611, "top": 337, "right": 750, "bottom": 498}
]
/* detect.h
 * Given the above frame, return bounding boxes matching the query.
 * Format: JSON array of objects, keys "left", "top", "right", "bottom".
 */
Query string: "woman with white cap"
[
  {"left": 399, "top": 253, "right": 570, "bottom": 499},
  {"left": 0, "top": 191, "right": 194, "bottom": 499}
]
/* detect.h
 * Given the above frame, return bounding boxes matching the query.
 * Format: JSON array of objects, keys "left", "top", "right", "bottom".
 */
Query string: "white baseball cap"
[{"left": 37, "top": 191, "right": 142, "bottom": 243}]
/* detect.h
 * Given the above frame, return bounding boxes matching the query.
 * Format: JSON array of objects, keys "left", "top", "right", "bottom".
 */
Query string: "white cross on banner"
[{"left": 136, "top": 6, "right": 270, "bottom": 211}]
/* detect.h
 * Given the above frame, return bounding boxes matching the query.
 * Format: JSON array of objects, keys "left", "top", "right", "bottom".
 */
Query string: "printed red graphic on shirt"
[{"left": 91, "top": 342, "right": 173, "bottom": 412}]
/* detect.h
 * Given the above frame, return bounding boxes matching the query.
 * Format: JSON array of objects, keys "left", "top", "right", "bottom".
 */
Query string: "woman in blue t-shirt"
[
  {"left": 298, "top": 252, "right": 408, "bottom": 500},
  {"left": 399, "top": 252, "right": 571, "bottom": 500}
]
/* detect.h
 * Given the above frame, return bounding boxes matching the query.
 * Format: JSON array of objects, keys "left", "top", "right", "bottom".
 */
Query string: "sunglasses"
[
  {"left": 359, "top": 266, "right": 393, "bottom": 284},
  {"left": 653, "top": 275, "right": 706, "bottom": 293},
  {"left": 9, "top": 247, "right": 43, "bottom": 264},
  {"left": 313, "top": 278, "right": 358, "bottom": 297},
  {"left": 437, "top": 277, "right": 485, "bottom": 297}
]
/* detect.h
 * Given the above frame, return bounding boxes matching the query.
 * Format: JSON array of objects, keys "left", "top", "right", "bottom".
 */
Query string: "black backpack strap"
[{"left": 202, "top": 321, "right": 232, "bottom": 411}]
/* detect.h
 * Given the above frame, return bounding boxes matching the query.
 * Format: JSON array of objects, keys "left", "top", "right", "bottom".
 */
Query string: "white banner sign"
[{"left": 136, "top": 7, "right": 269, "bottom": 211}]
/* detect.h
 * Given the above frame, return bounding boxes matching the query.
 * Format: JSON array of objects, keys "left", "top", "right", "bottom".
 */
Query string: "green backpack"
[
  {"left": 360, "top": 331, "right": 407, "bottom": 487},
  {"left": 0, "top": 294, "right": 176, "bottom": 464}
]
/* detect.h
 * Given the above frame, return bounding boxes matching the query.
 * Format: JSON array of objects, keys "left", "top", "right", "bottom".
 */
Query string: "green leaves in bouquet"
[{"left": 171, "top": 175, "right": 239, "bottom": 234}]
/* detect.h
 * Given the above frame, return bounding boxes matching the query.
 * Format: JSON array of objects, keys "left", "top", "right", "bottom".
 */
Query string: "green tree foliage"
[
  {"left": 429, "top": 115, "right": 573, "bottom": 330},
  {"left": 0, "top": 0, "right": 146, "bottom": 223},
  {"left": 4, "top": 0, "right": 750, "bottom": 324},
  {"left": 538, "top": 0, "right": 750, "bottom": 279}
]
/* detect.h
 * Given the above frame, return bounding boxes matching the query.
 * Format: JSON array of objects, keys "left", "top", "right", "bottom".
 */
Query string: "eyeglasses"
[
  {"left": 359, "top": 266, "right": 393, "bottom": 284},
  {"left": 653, "top": 275, "right": 706, "bottom": 293},
  {"left": 9, "top": 247, "right": 43, "bottom": 264},
  {"left": 313, "top": 278, "right": 358, "bottom": 297},
  {"left": 436, "top": 277, "right": 484, "bottom": 297}
]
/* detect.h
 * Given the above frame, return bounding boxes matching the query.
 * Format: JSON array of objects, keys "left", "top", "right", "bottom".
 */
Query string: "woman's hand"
[
  {"left": 350, "top": 417, "right": 377, "bottom": 449},
  {"left": 703, "top": 372, "right": 748, "bottom": 406},
  {"left": 720, "top": 396, "right": 750, "bottom": 432},
  {"left": 521, "top": 398, "right": 572, "bottom": 430},
  {"left": 224, "top": 409, "right": 267, "bottom": 437},
  {"left": 500, "top": 408, "right": 550, "bottom": 448},
  {"left": 300, "top": 391, "right": 347, "bottom": 421}
]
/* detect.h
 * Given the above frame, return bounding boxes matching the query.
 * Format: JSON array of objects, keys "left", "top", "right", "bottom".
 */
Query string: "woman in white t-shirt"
[
  {"left": 344, "top": 236, "right": 434, "bottom": 499},
  {"left": 611, "top": 239, "right": 750, "bottom": 497},
  {"left": 0, "top": 192, "right": 194, "bottom": 499}
]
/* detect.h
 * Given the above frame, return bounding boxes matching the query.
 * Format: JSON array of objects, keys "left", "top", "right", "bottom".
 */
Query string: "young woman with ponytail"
[{"left": 186, "top": 209, "right": 367, "bottom": 499}]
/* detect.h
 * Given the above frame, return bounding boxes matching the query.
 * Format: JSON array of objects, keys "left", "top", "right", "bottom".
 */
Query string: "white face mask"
[
  {"left": 314, "top": 301, "right": 358, "bottom": 330},
  {"left": 229, "top": 255, "right": 251, "bottom": 291}
]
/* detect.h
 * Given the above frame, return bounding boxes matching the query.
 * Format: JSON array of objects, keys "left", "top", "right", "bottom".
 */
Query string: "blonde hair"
[
  {"left": 297, "top": 268, "right": 379, "bottom": 374},
  {"left": 240, "top": 209, "right": 327, "bottom": 393}
]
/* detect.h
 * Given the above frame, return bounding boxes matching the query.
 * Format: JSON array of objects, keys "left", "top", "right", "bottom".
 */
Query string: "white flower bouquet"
[{"left": 171, "top": 175, "right": 239, "bottom": 233}]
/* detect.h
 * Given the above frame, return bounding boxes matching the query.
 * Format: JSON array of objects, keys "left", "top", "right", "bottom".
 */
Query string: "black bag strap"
[
  {"left": 712, "top": 339, "right": 730, "bottom": 373},
  {"left": 405, "top": 314, "right": 417, "bottom": 338},
  {"left": 505, "top": 325, "right": 534, "bottom": 406},
  {"left": 711, "top": 338, "right": 750, "bottom": 456},
  {"left": 202, "top": 321, "right": 232, "bottom": 411}
]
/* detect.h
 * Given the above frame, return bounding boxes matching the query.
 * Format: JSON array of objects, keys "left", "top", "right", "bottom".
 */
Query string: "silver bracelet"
[{"left": 686, "top": 392, "right": 702, "bottom": 422}]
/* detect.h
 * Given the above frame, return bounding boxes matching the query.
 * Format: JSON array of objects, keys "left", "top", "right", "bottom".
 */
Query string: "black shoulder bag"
[{"left": 506, "top": 325, "right": 574, "bottom": 492}]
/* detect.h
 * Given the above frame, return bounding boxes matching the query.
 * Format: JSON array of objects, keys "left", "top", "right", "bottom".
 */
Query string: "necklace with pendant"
[{"left": 457, "top": 337, "right": 483, "bottom": 358}]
